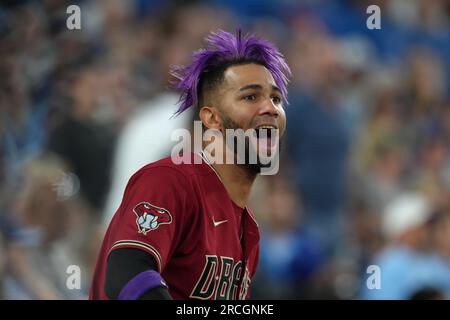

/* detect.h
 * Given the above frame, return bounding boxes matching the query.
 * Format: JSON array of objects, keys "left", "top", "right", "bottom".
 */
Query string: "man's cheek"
[
  {"left": 278, "top": 107, "right": 286, "bottom": 128},
  {"left": 279, "top": 117, "right": 287, "bottom": 139}
]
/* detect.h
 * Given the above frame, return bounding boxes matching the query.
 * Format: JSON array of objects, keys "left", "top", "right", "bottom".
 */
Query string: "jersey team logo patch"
[{"left": 133, "top": 202, "right": 172, "bottom": 235}]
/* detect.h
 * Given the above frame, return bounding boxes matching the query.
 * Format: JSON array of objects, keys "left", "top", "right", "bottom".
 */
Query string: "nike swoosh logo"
[{"left": 213, "top": 219, "right": 228, "bottom": 227}]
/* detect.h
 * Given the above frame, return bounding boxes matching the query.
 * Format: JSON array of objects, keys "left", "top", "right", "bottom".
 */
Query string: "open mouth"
[
  {"left": 251, "top": 125, "right": 279, "bottom": 156},
  {"left": 254, "top": 125, "right": 276, "bottom": 139}
]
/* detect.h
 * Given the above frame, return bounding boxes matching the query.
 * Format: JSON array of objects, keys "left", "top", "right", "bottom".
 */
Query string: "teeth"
[{"left": 257, "top": 125, "right": 276, "bottom": 129}]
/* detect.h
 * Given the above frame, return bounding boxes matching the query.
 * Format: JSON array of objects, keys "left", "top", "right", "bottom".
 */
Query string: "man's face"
[{"left": 215, "top": 63, "right": 286, "bottom": 170}]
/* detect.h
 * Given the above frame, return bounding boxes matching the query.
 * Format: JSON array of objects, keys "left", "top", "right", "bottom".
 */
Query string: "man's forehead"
[{"left": 223, "top": 63, "right": 276, "bottom": 90}]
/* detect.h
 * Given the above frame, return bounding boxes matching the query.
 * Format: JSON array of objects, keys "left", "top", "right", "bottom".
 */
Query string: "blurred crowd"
[{"left": 1, "top": 0, "right": 449, "bottom": 299}]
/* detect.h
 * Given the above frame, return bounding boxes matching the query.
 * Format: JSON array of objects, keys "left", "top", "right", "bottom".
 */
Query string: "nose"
[{"left": 259, "top": 97, "right": 280, "bottom": 118}]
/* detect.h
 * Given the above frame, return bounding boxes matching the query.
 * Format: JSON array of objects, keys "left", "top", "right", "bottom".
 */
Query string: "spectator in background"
[
  {"left": 2, "top": 152, "right": 96, "bottom": 299},
  {"left": 0, "top": 44, "right": 49, "bottom": 194},
  {"left": 409, "top": 287, "right": 447, "bottom": 300},
  {"left": 361, "top": 192, "right": 450, "bottom": 299},
  {"left": 352, "top": 82, "right": 409, "bottom": 206},
  {"left": 252, "top": 178, "right": 325, "bottom": 299},
  {"left": 428, "top": 207, "right": 450, "bottom": 265},
  {"left": 412, "top": 135, "right": 450, "bottom": 205},
  {"left": 47, "top": 63, "right": 118, "bottom": 215},
  {"left": 284, "top": 27, "right": 350, "bottom": 254},
  {"left": 408, "top": 206, "right": 450, "bottom": 300}
]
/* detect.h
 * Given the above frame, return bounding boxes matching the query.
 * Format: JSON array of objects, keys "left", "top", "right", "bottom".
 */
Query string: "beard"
[{"left": 220, "top": 111, "right": 283, "bottom": 175}]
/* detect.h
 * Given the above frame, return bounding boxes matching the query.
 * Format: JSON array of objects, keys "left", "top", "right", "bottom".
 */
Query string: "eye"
[
  {"left": 271, "top": 96, "right": 282, "bottom": 105},
  {"left": 243, "top": 94, "right": 257, "bottom": 101}
]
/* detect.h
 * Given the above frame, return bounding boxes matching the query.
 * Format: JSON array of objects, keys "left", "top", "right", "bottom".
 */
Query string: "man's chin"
[
  {"left": 237, "top": 156, "right": 279, "bottom": 176},
  {"left": 236, "top": 145, "right": 280, "bottom": 175}
]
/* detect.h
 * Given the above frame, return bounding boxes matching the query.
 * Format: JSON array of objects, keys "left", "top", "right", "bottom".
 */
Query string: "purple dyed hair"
[{"left": 170, "top": 29, "right": 292, "bottom": 115}]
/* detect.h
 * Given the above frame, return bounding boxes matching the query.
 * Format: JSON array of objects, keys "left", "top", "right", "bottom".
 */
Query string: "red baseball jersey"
[{"left": 90, "top": 152, "right": 260, "bottom": 300}]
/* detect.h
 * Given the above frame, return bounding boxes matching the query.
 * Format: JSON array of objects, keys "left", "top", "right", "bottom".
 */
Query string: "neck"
[{"left": 213, "top": 162, "right": 257, "bottom": 208}]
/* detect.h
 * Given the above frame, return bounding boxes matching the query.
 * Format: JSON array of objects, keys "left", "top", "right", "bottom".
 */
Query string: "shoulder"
[{"left": 126, "top": 153, "right": 213, "bottom": 190}]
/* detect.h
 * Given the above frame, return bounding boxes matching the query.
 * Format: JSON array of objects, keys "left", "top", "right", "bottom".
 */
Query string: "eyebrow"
[{"left": 239, "top": 84, "right": 281, "bottom": 94}]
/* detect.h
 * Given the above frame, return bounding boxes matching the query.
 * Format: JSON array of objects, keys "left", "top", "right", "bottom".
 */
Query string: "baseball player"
[{"left": 90, "top": 29, "right": 291, "bottom": 300}]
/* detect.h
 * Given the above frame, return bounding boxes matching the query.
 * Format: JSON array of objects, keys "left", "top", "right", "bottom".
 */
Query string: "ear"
[{"left": 199, "top": 106, "right": 222, "bottom": 130}]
